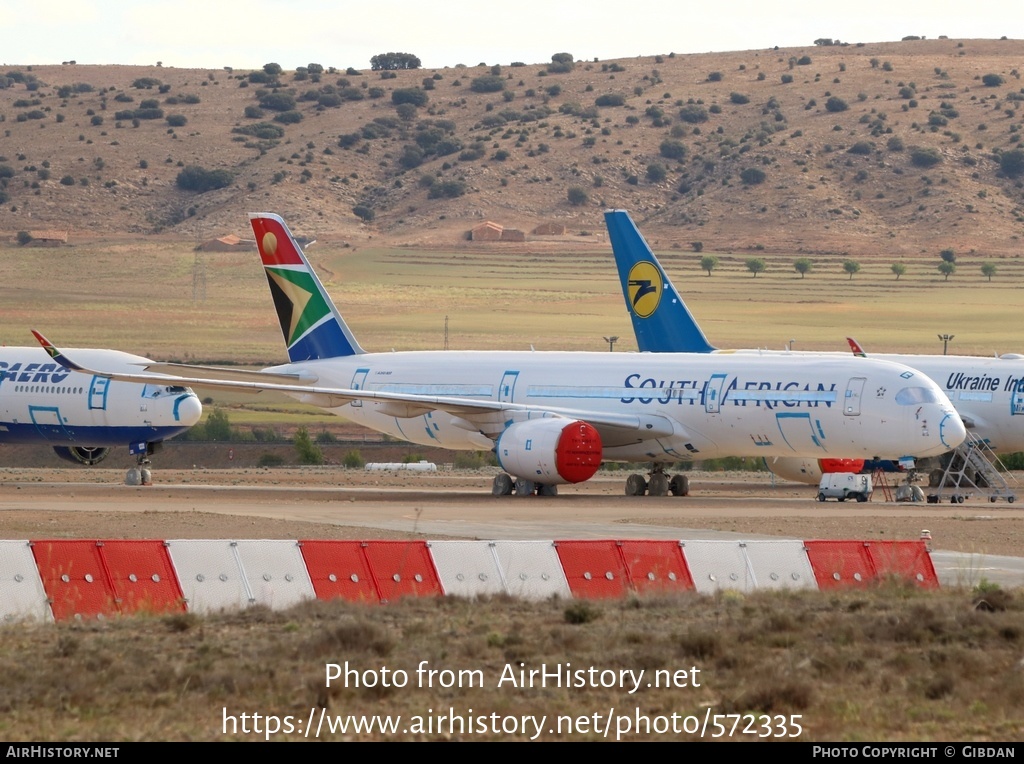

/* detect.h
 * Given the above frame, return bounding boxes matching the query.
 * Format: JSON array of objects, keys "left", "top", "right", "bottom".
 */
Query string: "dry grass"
[
  {"left": 3, "top": 236, "right": 1024, "bottom": 363},
  {"left": 1, "top": 587, "right": 1021, "bottom": 741}
]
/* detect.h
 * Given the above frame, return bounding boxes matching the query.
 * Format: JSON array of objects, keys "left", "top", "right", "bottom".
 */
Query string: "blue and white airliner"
[
  {"left": 605, "top": 208, "right": 1024, "bottom": 489},
  {"left": 0, "top": 343, "right": 201, "bottom": 480}
]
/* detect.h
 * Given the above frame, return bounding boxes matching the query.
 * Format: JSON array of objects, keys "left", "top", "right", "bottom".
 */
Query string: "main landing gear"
[
  {"left": 624, "top": 466, "right": 689, "bottom": 497},
  {"left": 491, "top": 473, "right": 558, "bottom": 497}
]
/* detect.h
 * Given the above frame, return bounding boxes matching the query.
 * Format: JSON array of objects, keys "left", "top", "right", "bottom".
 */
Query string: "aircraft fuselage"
[
  {"left": 266, "top": 350, "right": 963, "bottom": 464},
  {"left": 0, "top": 348, "right": 201, "bottom": 449}
]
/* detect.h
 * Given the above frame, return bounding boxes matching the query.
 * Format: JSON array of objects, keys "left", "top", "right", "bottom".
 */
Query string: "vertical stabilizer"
[
  {"left": 604, "top": 209, "right": 716, "bottom": 353},
  {"left": 249, "top": 213, "right": 365, "bottom": 361}
]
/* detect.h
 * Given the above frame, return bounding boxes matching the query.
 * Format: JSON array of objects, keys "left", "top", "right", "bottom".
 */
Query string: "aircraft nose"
[
  {"left": 940, "top": 409, "right": 967, "bottom": 450},
  {"left": 175, "top": 394, "right": 203, "bottom": 426}
]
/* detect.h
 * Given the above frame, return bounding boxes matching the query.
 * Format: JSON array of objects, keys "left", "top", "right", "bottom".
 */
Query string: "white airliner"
[
  {"left": 605, "top": 208, "right": 1024, "bottom": 486},
  {"left": 0, "top": 344, "right": 202, "bottom": 480},
  {"left": 33, "top": 213, "right": 966, "bottom": 497}
]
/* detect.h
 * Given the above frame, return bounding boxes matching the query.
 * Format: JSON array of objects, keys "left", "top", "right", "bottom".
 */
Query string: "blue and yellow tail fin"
[
  {"left": 604, "top": 209, "right": 716, "bottom": 354},
  {"left": 249, "top": 213, "right": 364, "bottom": 361}
]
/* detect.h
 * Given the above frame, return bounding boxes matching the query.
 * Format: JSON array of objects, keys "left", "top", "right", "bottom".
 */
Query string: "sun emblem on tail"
[{"left": 261, "top": 232, "right": 278, "bottom": 257}]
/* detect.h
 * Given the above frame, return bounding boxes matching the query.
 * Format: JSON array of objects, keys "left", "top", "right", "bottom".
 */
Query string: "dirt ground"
[{"left": 0, "top": 466, "right": 1021, "bottom": 559}]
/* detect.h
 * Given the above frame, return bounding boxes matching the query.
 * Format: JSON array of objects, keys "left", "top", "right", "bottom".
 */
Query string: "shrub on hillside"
[
  {"left": 392, "top": 88, "right": 429, "bottom": 106},
  {"left": 273, "top": 110, "right": 303, "bottom": 124},
  {"left": 470, "top": 75, "right": 505, "bottom": 93},
  {"left": 999, "top": 148, "right": 1024, "bottom": 177},
  {"left": 259, "top": 92, "right": 296, "bottom": 111},
  {"left": 176, "top": 165, "right": 233, "bottom": 192},
  {"left": 825, "top": 96, "right": 848, "bottom": 113},
  {"left": 678, "top": 105, "right": 708, "bottom": 123},
  {"left": 567, "top": 186, "right": 589, "bottom": 206},
  {"left": 909, "top": 146, "right": 942, "bottom": 167},
  {"left": 659, "top": 139, "right": 686, "bottom": 160},
  {"left": 740, "top": 167, "right": 766, "bottom": 185}
]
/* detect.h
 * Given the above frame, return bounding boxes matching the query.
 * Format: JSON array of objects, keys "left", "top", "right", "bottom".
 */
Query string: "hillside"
[{"left": 2, "top": 38, "right": 1024, "bottom": 256}]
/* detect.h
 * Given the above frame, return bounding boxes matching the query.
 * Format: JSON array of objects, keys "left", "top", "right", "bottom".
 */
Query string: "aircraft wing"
[
  {"left": 32, "top": 332, "right": 675, "bottom": 444},
  {"left": 138, "top": 362, "right": 319, "bottom": 385}
]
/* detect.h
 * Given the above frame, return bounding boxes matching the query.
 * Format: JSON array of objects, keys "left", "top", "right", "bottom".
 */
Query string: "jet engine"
[
  {"left": 496, "top": 418, "right": 602, "bottom": 485},
  {"left": 767, "top": 457, "right": 908, "bottom": 485},
  {"left": 52, "top": 445, "right": 112, "bottom": 466}
]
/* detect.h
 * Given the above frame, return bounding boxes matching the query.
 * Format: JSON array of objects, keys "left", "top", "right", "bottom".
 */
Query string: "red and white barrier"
[{"left": 0, "top": 538, "right": 939, "bottom": 621}]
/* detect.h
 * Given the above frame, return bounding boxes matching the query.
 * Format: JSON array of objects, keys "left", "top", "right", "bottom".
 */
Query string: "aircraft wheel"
[
  {"left": 926, "top": 494, "right": 938, "bottom": 504},
  {"left": 624, "top": 474, "right": 647, "bottom": 496},
  {"left": 491, "top": 473, "right": 514, "bottom": 496},
  {"left": 957, "top": 495, "right": 965, "bottom": 504},
  {"left": 140, "top": 467, "right": 152, "bottom": 486},
  {"left": 125, "top": 467, "right": 142, "bottom": 486},
  {"left": 990, "top": 496, "right": 998, "bottom": 503},
  {"left": 817, "top": 492, "right": 827, "bottom": 502},
  {"left": 514, "top": 478, "right": 536, "bottom": 496},
  {"left": 1009, "top": 496, "right": 1016, "bottom": 504},
  {"left": 648, "top": 473, "right": 669, "bottom": 497},
  {"left": 837, "top": 496, "right": 846, "bottom": 502},
  {"left": 670, "top": 474, "right": 689, "bottom": 497},
  {"left": 538, "top": 484, "right": 558, "bottom": 497}
]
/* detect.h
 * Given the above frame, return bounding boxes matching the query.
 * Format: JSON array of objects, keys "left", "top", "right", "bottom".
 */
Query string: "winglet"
[
  {"left": 604, "top": 210, "right": 717, "bottom": 354},
  {"left": 846, "top": 337, "right": 867, "bottom": 357},
  {"left": 31, "top": 330, "right": 87, "bottom": 371},
  {"left": 249, "top": 213, "right": 365, "bottom": 362}
]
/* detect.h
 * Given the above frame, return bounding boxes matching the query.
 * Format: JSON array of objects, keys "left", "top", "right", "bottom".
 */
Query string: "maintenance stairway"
[{"left": 926, "top": 433, "right": 1017, "bottom": 504}]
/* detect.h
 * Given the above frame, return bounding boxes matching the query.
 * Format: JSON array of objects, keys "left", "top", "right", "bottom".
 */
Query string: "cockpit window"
[{"left": 895, "top": 387, "right": 940, "bottom": 405}]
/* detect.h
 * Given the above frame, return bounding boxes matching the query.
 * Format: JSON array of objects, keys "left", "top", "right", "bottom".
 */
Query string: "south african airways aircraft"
[
  {"left": 605, "top": 208, "right": 1024, "bottom": 486},
  {"left": 33, "top": 213, "right": 965, "bottom": 497},
  {"left": 0, "top": 344, "right": 201, "bottom": 479}
]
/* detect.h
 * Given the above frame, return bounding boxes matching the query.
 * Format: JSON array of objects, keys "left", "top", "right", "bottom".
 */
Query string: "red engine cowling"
[
  {"left": 496, "top": 418, "right": 602, "bottom": 485},
  {"left": 819, "top": 458, "right": 865, "bottom": 474},
  {"left": 767, "top": 456, "right": 867, "bottom": 484}
]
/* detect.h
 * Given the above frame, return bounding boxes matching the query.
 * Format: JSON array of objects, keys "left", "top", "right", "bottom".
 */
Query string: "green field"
[{"left": 5, "top": 238, "right": 1022, "bottom": 362}]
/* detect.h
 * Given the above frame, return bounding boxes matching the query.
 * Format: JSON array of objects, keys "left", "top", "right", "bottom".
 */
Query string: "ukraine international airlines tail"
[
  {"left": 35, "top": 213, "right": 966, "bottom": 497},
  {"left": 0, "top": 343, "right": 201, "bottom": 480},
  {"left": 605, "top": 208, "right": 1024, "bottom": 486}
]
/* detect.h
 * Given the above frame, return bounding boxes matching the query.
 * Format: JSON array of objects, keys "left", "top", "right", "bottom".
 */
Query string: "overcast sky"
[{"left": 2, "top": 0, "right": 1021, "bottom": 71}]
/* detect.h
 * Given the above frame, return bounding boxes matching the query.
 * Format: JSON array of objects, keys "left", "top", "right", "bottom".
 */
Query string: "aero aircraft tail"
[
  {"left": 249, "top": 213, "right": 364, "bottom": 362},
  {"left": 603, "top": 209, "right": 716, "bottom": 354}
]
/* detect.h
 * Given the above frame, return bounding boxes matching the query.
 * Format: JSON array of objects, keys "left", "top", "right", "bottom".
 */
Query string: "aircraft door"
[
  {"left": 29, "top": 406, "right": 73, "bottom": 442},
  {"left": 88, "top": 376, "right": 110, "bottom": 410},
  {"left": 499, "top": 371, "right": 520, "bottom": 403},
  {"left": 775, "top": 412, "right": 827, "bottom": 453},
  {"left": 844, "top": 377, "right": 866, "bottom": 417},
  {"left": 349, "top": 368, "right": 369, "bottom": 408},
  {"left": 704, "top": 373, "right": 727, "bottom": 413},
  {"left": 1013, "top": 386, "right": 1024, "bottom": 416}
]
